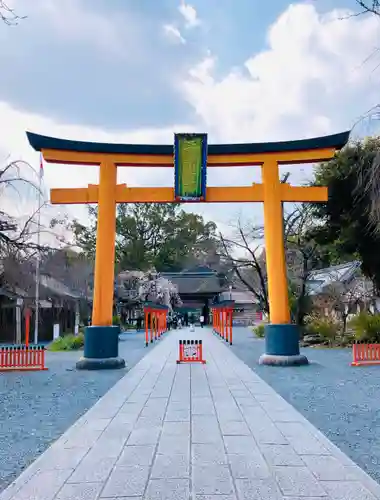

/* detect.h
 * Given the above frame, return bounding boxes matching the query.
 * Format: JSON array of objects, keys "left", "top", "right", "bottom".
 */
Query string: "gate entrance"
[{"left": 27, "top": 130, "right": 350, "bottom": 369}]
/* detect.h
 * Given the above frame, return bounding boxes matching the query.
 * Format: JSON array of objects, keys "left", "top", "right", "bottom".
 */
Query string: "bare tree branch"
[
  {"left": 355, "top": 0, "right": 380, "bottom": 16},
  {"left": 0, "top": 1, "right": 26, "bottom": 25}
]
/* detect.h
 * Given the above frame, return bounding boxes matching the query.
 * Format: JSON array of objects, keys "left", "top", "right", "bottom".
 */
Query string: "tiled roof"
[
  {"left": 306, "top": 261, "right": 361, "bottom": 295},
  {"left": 160, "top": 272, "right": 225, "bottom": 295}
]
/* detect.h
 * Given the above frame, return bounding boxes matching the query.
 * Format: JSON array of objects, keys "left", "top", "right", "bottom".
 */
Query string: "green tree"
[
  {"left": 312, "top": 137, "right": 380, "bottom": 290},
  {"left": 71, "top": 203, "right": 219, "bottom": 272}
]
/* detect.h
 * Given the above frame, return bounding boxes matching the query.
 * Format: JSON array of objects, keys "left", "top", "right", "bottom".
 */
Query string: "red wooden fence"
[
  {"left": 351, "top": 343, "right": 380, "bottom": 366},
  {"left": 0, "top": 345, "right": 47, "bottom": 371}
]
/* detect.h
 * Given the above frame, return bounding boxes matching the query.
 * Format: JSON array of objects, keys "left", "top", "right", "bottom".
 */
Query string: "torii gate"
[{"left": 27, "top": 130, "right": 350, "bottom": 369}]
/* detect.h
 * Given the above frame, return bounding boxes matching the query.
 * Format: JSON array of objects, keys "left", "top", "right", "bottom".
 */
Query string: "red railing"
[
  {"left": 144, "top": 305, "right": 168, "bottom": 347},
  {"left": 177, "top": 340, "right": 206, "bottom": 364},
  {"left": 0, "top": 345, "right": 48, "bottom": 371},
  {"left": 351, "top": 342, "right": 380, "bottom": 366},
  {"left": 212, "top": 302, "right": 234, "bottom": 345}
]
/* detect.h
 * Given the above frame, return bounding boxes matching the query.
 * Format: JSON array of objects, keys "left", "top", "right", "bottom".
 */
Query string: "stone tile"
[
  {"left": 85, "top": 407, "right": 122, "bottom": 420},
  {"left": 158, "top": 435, "right": 190, "bottom": 455},
  {"left": 223, "top": 436, "right": 257, "bottom": 454},
  {"left": 273, "top": 466, "right": 327, "bottom": 497},
  {"left": 127, "top": 427, "right": 161, "bottom": 445},
  {"left": 235, "top": 397, "right": 258, "bottom": 408},
  {"left": 171, "top": 393, "right": 191, "bottom": 403},
  {"left": 119, "top": 402, "right": 144, "bottom": 415},
  {"left": 151, "top": 453, "right": 190, "bottom": 478},
  {"left": 279, "top": 497, "right": 327, "bottom": 500},
  {"left": 63, "top": 429, "right": 103, "bottom": 449},
  {"left": 253, "top": 393, "right": 280, "bottom": 403},
  {"left": 192, "top": 397, "right": 215, "bottom": 415},
  {"left": 268, "top": 409, "right": 303, "bottom": 423},
  {"left": 107, "top": 498, "right": 142, "bottom": 500},
  {"left": 144, "top": 478, "right": 190, "bottom": 500},
  {"left": 162, "top": 421, "right": 190, "bottom": 436},
  {"left": 245, "top": 411, "right": 288, "bottom": 445},
  {"left": 37, "top": 446, "right": 89, "bottom": 470},
  {"left": 117, "top": 445, "right": 156, "bottom": 466},
  {"left": 235, "top": 478, "right": 283, "bottom": 500},
  {"left": 101, "top": 422, "right": 133, "bottom": 441},
  {"left": 320, "top": 480, "right": 377, "bottom": 500},
  {"left": 55, "top": 482, "right": 103, "bottom": 500},
  {"left": 192, "top": 416, "right": 223, "bottom": 444},
  {"left": 101, "top": 465, "right": 150, "bottom": 497},
  {"left": 220, "top": 420, "right": 251, "bottom": 436},
  {"left": 193, "top": 464, "right": 234, "bottom": 495},
  {"left": 68, "top": 456, "right": 116, "bottom": 483},
  {"left": 134, "top": 416, "right": 163, "bottom": 429},
  {"left": 259, "top": 444, "right": 303, "bottom": 467},
  {"left": 230, "top": 389, "right": 251, "bottom": 398},
  {"left": 214, "top": 408, "right": 244, "bottom": 421},
  {"left": 8, "top": 469, "right": 74, "bottom": 500},
  {"left": 195, "top": 495, "right": 237, "bottom": 500},
  {"left": 277, "top": 423, "right": 329, "bottom": 455},
  {"left": 228, "top": 453, "right": 270, "bottom": 479},
  {"left": 301, "top": 454, "right": 352, "bottom": 481},
  {"left": 82, "top": 418, "right": 112, "bottom": 431},
  {"left": 165, "top": 409, "right": 190, "bottom": 421},
  {"left": 145, "top": 397, "right": 169, "bottom": 408},
  {"left": 90, "top": 436, "right": 127, "bottom": 458},
  {"left": 167, "top": 401, "right": 190, "bottom": 411},
  {"left": 192, "top": 443, "right": 228, "bottom": 466},
  {"left": 112, "top": 412, "right": 139, "bottom": 425}
]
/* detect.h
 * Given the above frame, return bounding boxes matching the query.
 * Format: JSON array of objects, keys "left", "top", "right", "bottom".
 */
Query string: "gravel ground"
[
  {"left": 0, "top": 331, "right": 153, "bottom": 492},
  {"left": 229, "top": 327, "right": 380, "bottom": 483}
]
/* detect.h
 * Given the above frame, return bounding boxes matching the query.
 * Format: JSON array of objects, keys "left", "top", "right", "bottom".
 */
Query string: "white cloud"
[
  {"left": 179, "top": 1, "right": 201, "bottom": 29},
  {"left": 182, "top": 4, "right": 380, "bottom": 144},
  {"left": 163, "top": 24, "right": 186, "bottom": 44}
]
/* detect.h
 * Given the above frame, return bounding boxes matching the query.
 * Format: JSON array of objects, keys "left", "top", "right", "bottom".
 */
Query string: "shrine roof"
[
  {"left": 26, "top": 131, "right": 350, "bottom": 156},
  {"left": 161, "top": 272, "right": 226, "bottom": 295}
]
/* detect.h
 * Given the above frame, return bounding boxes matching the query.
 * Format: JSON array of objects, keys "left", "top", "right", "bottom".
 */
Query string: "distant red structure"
[{"left": 212, "top": 301, "right": 234, "bottom": 345}]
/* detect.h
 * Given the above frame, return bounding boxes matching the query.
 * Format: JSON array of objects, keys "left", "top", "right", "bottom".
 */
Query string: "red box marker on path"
[{"left": 177, "top": 340, "right": 206, "bottom": 364}]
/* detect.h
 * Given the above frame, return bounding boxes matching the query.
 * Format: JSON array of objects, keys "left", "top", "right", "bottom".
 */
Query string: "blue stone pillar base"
[
  {"left": 76, "top": 325, "right": 126, "bottom": 371},
  {"left": 259, "top": 324, "right": 308, "bottom": 366}
]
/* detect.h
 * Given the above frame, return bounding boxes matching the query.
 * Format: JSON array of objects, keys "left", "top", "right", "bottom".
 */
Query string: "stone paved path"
[{"left": 2, "top": 327, "right": 380, "bottom": 500}]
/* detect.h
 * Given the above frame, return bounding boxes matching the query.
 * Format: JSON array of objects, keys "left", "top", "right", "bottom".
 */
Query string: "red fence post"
[
  {"left": 144, "top": 308, "right": 149, "bottom": 346},
  {"left": 25, "top": 308, "right": 30, "bottom": 347},
  {"left": 229, "top": 307, "right": 233, "bottom": 345}
]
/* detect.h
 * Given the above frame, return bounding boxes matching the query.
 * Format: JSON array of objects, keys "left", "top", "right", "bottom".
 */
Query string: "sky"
[{"left": 1, "top": 0, "right": 380, "bottom": 243}]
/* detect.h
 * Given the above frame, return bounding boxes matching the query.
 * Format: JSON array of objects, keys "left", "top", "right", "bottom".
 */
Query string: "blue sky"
[{"left": 0, "top": 0, "right": 380, "bottom": 236}]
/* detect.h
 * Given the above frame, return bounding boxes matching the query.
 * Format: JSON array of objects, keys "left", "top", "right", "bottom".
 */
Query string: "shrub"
[
  {"left": 348, "top": 312, "right": 380, "bottom": 343},
  {"left": 48, "top": 332, "right": 85, "bottom": 351},
  {"left": 304, "top": 314, "right": 340, "bottom": 346},
  {"left": 112, "top": 315, "right": 121, "bottom": 326},
  {"left": 253, "top": 324, "right": 265, "bottom": 338}
]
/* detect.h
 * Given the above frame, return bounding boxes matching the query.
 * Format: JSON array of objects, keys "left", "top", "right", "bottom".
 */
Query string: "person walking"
[{"left": 200, "top": 314, "right": 205, "bottom": 328}]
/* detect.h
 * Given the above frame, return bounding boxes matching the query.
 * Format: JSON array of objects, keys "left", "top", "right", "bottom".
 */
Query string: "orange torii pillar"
[
  {"left": 144, "top": 303, "right": 168, "bottom": 347},
  {"left": 212, "top": 301, "right": 234, "bottom": 345}
]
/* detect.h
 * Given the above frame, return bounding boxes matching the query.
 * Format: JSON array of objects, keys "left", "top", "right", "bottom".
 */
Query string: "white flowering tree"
[{"left": 116, "top": 269, "right": 182, "bottom": 311}]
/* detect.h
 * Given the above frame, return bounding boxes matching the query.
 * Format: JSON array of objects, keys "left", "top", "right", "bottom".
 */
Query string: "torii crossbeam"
[{"left": 27, "top": 130, "right": 350, "bottom": 369}]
